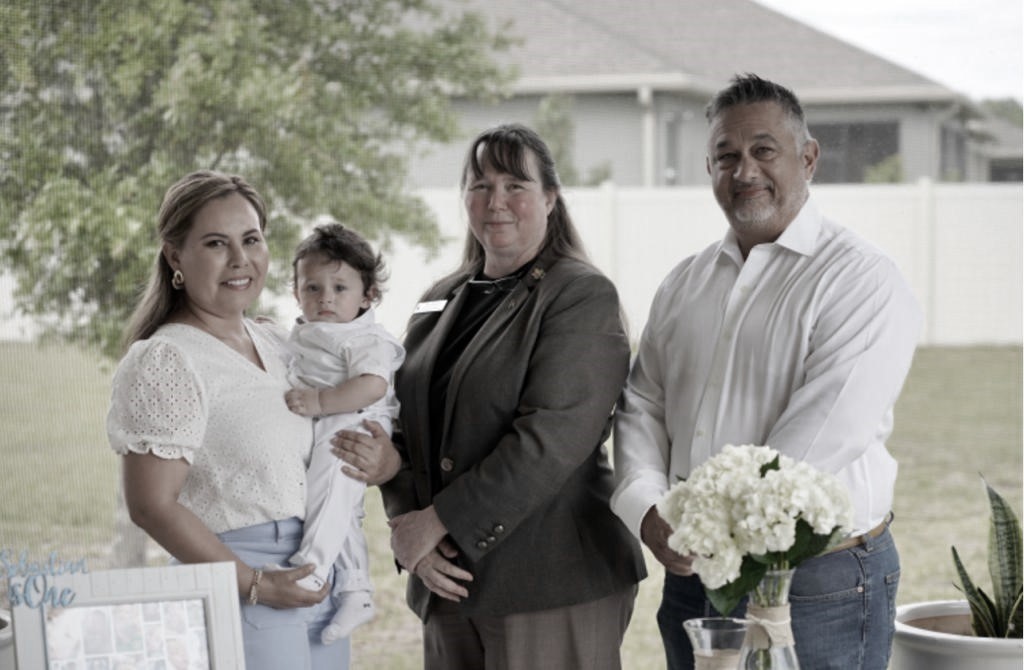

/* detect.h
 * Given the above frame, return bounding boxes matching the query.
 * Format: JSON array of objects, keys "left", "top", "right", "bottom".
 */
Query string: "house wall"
[
  {"left": 407, "top": 95, "right": 982, "bottom": 188},
  {"left": 366, "top": 181, "right": 1021, "bottom": 347},
  {"left": 653, "top": 92, "right": 709, "bottom": 186},
  {"left": 567, "top": 93, "right": 649, "bottom": 185},
  {"left": 407, "top": 97, "right": 553, "bottom": 189},
  {"left": 899, "top": 112, "right": 943, "bottom": 182},
  {"left": 408, "top": 93, "right": 653, "bottom": 188}
]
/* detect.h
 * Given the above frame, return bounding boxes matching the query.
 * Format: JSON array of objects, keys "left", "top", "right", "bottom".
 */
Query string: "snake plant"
[{"left": 951, "top": 478, "right": 1023, "bottom": 638}]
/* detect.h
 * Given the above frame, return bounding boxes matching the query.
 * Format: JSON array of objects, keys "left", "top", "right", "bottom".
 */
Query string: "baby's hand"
[{"left": 285, "top": 388, "right": 322, "bottom": 417}]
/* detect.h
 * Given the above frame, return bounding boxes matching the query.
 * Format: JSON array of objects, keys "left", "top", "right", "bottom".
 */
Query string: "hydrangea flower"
[{"left": 656, "top": 444, "right": 853, "bottom": 613}]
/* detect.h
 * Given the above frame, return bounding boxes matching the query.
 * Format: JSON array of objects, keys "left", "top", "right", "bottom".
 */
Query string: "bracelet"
[{"left": 247, "top": 568, "right": 263, "bottom": 606}]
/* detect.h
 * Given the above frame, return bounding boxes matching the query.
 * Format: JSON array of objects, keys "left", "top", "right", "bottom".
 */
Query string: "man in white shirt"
[{"left": 611, "top": 74, "right": 922, "bottom": 670}]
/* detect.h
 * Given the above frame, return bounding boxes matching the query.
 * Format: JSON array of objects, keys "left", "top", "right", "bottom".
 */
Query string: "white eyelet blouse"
[{"left": 107, "top": 320, "right": 313, "bottom": 534}]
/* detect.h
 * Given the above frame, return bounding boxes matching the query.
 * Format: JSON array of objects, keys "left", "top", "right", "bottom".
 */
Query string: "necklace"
[
  {"left": 467, "top": 262, "right": 532, "bottom": 294},
  {"left": 467, "top": 275, "right": 520, "bottom": 295}
]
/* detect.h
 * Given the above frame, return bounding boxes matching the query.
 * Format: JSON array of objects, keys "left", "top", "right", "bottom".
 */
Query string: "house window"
[
  {"left": 810, "top": 122, "right": 900, "bottom": 183},
  {"left": 990, "top": 158, "right": 1024, "bottom": 182}
]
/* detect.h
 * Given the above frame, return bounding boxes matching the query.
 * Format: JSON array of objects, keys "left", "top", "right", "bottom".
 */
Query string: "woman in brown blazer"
[{"left": 337, "top": 124, "right": 646, "bottom": 670}]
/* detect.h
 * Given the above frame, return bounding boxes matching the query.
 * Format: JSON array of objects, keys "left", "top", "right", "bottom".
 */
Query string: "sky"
[{"left": 754, "top": 0, "right": 1023, "bottom": 102}]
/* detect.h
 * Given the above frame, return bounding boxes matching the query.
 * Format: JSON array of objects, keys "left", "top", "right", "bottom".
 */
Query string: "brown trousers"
[{"left": 422, "top": 585, "right": 637, "bottom": 670}]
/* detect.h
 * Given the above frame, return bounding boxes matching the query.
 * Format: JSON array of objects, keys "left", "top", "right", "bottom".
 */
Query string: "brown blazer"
[{"left": 382, "top": 249, "right": 647, "bottom": 620}]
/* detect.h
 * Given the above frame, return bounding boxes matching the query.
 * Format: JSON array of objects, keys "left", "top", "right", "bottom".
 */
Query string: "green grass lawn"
[{"left": 0, "top": 342, "right": 1019, "bottom": 668}]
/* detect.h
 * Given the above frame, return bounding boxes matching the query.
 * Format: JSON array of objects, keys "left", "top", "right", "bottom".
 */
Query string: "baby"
[{"left": 283, "top": 222, "right": 404, "bottom": 643}]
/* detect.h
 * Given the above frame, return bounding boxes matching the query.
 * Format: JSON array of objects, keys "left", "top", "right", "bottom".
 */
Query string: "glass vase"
[
  {"left": 740, "top": 567, "right": 800, "bottom": 669},
  {"left": 684, "top": 617, "right": 749, "bottom": 670}
]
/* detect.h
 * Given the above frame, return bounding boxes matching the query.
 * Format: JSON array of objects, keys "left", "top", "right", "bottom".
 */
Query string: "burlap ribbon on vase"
[{"left": 745, "top": 603, "right": 796, "bottom": 649}]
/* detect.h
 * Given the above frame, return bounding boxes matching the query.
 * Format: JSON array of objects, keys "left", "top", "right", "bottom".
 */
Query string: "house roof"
[{"left": 447, "top": 0, "right": 962, "bottom": 104}]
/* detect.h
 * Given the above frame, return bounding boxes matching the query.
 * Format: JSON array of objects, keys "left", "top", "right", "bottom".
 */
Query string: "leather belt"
[{"left": 827, "top": 513, "right": 892, "bottom": 554}]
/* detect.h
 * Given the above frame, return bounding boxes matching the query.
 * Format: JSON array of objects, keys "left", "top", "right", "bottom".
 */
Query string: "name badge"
[{"left": 414, "top": 299, "right": 448, "bottom": 314}]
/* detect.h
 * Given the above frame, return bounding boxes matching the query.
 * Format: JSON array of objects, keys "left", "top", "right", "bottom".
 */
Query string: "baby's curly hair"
[{"left": 292, "top": 222, "right": 387, "bottom": 304}]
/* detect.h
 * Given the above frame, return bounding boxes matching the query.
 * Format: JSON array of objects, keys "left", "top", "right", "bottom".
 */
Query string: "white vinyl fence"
[
  {"left": 1, "top": 181, "right": 1020, "bottom": 346},
  {"left": 376, "top": 180, "right": 1022, "bottom": 347}
]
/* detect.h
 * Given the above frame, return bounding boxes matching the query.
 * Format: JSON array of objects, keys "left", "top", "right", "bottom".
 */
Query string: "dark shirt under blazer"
[{"left": 382, "top": 248, "right": 647, "bottom": 620}]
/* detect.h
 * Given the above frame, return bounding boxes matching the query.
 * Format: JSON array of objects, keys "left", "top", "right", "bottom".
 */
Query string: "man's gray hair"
[{"left": 705, "top": 73, "right": 812, "bottom": 143}]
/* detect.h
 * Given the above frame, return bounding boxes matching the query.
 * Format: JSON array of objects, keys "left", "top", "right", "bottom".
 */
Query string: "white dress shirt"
[{"left": 611, "top": 198, "right": 922, "bottom": 538}]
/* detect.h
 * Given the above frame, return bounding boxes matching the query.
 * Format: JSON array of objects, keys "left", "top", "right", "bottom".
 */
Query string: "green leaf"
[
  {"left": 817, "top": 526, "right": 848, "bottom": 555},
  {"left": 0, "top": 0, "right": 513, "bottom": 359},
  {"left": 706, "top": 556, "right": 767, "bottom": 616},
  {"left": 984, "top": 478, "right": 1024, "bottom": 635},
  {"left": 759, "top": 455, "right": 780, "bottom": 478},
  {"left": 1007, "top": 588, "right": 1023, "bottom": 638},
  {"left": 783, "top": 518, "right": 836, "bottom": 565},
  {"left": 951, "top": 476, "right": 1023, "bottom": 638},
  {"left": 954, "top": 544, "right": 998, "bottom": 636}
]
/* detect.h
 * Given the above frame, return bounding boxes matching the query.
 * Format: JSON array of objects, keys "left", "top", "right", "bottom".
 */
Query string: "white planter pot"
[
  {"left": 0, "top": 608, "right": 13, "bottom": 670},
  {"left": 892, "top": 600, "right": 1023, "bottom": 670}
]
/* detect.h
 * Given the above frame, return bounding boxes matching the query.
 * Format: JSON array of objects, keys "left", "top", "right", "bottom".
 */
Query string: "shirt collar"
[
  {"left": 717, "top": 195, "right": 821, "bottom": 264},
  {"left": 774, "top": 196, "right": 821, "bottom": 257}
]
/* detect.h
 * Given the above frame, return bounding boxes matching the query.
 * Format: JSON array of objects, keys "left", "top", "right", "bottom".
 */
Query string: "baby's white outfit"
[{"left": 286, "top": 308, "right": 404, "bottom": 640}]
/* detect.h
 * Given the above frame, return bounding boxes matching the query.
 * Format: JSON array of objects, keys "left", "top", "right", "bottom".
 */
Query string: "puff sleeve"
[{"left": 106, "top": 339, "right": 207, "bottom": 463}]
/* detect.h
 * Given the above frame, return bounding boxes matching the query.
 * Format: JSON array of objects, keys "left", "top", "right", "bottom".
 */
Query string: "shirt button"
[{"left": 440, "top": 457, "right": 454, "bottom": 472}]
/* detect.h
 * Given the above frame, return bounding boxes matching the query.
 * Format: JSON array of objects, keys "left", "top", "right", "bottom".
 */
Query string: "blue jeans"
[
  {"left": 658, "top": 526, "right": 899, "bottom": 670},
  {"left": 219, "top": 518, "right": 350, "bottom": 670}
]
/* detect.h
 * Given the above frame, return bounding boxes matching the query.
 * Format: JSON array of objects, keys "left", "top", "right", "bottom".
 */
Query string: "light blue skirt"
[{"left": 219, "top": 517, "right": 350, "bottom": 670}]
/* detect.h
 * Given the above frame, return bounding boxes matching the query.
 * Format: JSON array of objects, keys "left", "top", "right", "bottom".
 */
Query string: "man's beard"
[{"left": 731, "top": 199, "right": 776, "bottom": 226}]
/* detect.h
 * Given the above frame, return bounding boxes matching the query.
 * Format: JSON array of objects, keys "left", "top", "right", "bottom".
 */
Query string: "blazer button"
[
  {"left": 493, "top": 524, "right": 505, "bottom": 534},
  {"left": 476, "top": 540, "right": 488, "bottom": 550},
  {"left": 486, "top": 535, "right": 496, "bottom": 543},
  {"left": 440, "top": 457, "right": 454, "bottom": 472}
]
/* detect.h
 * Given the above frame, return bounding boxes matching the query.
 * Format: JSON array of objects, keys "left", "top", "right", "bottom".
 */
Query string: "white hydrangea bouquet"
[{"left": 657, "top": 444, "right": 853, "bottom": 615}]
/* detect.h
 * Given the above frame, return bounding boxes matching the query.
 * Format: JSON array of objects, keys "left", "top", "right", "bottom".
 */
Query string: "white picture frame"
[{"left": 9, "top": 561, "right": 245, "bottom": 669}]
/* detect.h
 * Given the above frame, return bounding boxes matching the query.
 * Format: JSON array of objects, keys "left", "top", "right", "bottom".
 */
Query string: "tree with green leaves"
[
  {"left": 533, "top": 93, "right": 612, "bottom": 187},
  {"left": 981, "top": 98, "right": 1024, "bottom": 128},
  {"left": 0, "top": 0, "right": 514, "bottom": 359},
  {"left": 533, "top": 94, "right": 580, "bottom": 186}
]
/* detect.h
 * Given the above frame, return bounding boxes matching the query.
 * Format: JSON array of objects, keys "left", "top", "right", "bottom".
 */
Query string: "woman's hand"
[
  {"left": 331, "top": 420, "right": 401, "bottom": 485},
  {"left": 248, "top": 563, "right": 330, "bottom": 609},
  {"left": 413, "top": 540, "right": 473, "bottom": 602},
  {"left": 640, "top": 505, "right": 694, "bottom": 576},
  {"left": 388, "top": 505, "right": 449, "bottom": 571}
]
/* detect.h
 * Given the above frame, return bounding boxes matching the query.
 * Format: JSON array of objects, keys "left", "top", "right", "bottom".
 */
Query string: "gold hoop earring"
[{"left": 172, "top": 269, "right": 185, "bottom": 290}]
